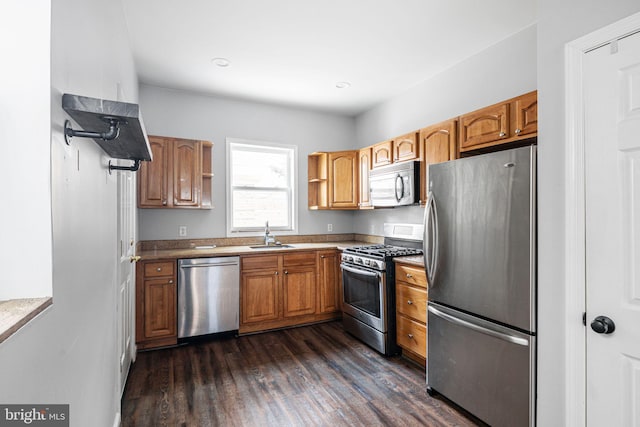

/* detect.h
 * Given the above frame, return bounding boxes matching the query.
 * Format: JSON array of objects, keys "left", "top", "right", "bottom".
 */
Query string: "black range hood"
[{"left": 62, "top": 94, "right": 152, "bottom": 169}]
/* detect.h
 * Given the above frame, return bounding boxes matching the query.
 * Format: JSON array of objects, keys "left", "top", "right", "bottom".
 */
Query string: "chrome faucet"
[{"left": 264, "top": 221, "right": 275, "bottom": 245}]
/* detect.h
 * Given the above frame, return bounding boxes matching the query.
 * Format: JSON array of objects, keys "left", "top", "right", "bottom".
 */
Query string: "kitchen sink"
[{"left": 249, "top": 244, "right": 295, "bottom": 249}]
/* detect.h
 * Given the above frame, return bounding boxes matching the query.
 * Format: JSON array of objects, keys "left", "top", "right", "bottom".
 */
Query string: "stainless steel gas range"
[{"left": 341, "top": 223, "right": 423, "bottom": 356}]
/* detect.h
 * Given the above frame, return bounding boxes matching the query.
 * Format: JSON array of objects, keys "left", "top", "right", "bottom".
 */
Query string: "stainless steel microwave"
[{"left": 369, "top": 161, "right": 420, "bottom": 207}]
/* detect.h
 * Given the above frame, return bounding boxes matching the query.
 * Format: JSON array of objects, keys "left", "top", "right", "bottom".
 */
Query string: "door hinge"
[{"left": 582, "top": 312, "right": 586, "bottom": 326}]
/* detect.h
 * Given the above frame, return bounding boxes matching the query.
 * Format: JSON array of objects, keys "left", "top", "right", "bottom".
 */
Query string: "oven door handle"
[{"left": 341, "top": 264, "right": 382, "bottom": 278}]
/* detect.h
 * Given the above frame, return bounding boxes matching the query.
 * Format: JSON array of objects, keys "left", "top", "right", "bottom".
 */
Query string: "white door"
[
  {"left": 584, "top": 30, "right": 640, "bottom": 426},
  {"left": 116, "top": 167, "right": 136, "bottom": 396}
]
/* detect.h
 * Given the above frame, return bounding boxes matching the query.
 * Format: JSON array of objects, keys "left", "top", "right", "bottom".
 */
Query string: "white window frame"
[{"left": 225, "top": 137, "right": 298, "bottom": 237}]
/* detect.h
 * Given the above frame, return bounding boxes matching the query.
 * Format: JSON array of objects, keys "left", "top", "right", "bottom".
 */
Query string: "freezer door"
[
  {"left": 426, "top": 145, "right": 536, "bottom": 332},
  {"left": 427, "top": 303, "right": 535, "bottom": 427}
]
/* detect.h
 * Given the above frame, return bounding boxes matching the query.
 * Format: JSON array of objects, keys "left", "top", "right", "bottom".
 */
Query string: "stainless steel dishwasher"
[{"left": 177, "top": 257, "right": 240, "bottom": 338}]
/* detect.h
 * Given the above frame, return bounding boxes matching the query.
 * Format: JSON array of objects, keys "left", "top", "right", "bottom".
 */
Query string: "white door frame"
[{"left": 564, "top": 11, "right": 640, "bottom": 427}]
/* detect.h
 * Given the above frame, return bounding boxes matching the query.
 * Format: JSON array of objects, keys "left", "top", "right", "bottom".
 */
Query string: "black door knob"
[{"left": 590, "top": 316, "right": 615, "bottom": 334}]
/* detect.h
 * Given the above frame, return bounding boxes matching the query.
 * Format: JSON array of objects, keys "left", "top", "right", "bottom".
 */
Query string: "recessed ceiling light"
[
  {"left": 336, "top": 81, "right": 351, "bottom": 89},
  {"left": 212, "top": 57, "right": 230, "bottom": 67}
]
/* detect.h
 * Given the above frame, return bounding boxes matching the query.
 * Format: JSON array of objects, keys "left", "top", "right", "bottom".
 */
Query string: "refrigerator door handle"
[
  {"left": 423, "top": 191, "right": 439, "bottom": 285},
  {"left": 428, "top": 305, "right": 529, "bottom": 347}
]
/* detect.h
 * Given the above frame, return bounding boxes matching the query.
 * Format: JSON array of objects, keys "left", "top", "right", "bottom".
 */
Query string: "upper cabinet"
[
  {"left": 308, "top": 150, "right": 359, "bottom": 210},
  {"left": 328, "top": 151, "right": 359, "bottom": 209},
  {"left": 138, "top": 135, "right": 213, "bottom": 209},
  {"left": 459, "top": 90, "right": 537, "bottom": 153},
  {"left": 371, "top": 133, "right": 420, "bottom": 169},
  {"left": 371, "top": 140, "right": 393, "bottom": 168},
  {"left": 358, "top": 147, "right": 373, "bottom": 209},
  {"left": 419, "top": 119, "right": 457, "bottom": 204},
  {"left": 393, "top": 131, "right": 420, "bottom": 163},
  {"left": 306, "top": 91, "right": 537, "bottom": 210}
]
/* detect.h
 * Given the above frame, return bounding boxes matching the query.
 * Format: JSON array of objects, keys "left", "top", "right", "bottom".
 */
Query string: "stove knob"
[{"left": 364, "top": 259, "right": 370, "bottom": 266}]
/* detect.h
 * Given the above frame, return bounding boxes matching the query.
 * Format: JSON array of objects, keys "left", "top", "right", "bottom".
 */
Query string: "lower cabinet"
[
  {"left": 136, "top": 259, "right": 178, "bottom": 350},
  {"left": 317, "top": 249, "right": 341, "bottom": 314},
  {"left": 395, "top": 261, "right": 428, "bottom": 365},
  {"left": 240, "top": 250, "right": 341, "bottom": 334}
]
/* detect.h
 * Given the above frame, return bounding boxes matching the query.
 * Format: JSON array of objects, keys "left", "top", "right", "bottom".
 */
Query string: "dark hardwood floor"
[{"left": 122, "top": 321, "right": 479, "bottom": 426}]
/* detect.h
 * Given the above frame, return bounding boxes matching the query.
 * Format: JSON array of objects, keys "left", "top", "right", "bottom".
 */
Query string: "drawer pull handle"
[
  {"left": 408, "top": 334, "right": 414, "bottom": 339},
  {"left": 407, "top": 300, "right": 413, "bottom": 305}
]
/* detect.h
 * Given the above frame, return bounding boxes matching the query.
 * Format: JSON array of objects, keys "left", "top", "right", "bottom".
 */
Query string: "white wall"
[
  {"left": 536, "top": 1, "right": 640, "bottom": 425},
  {"left": 137, "top": 86, "right": 356, "bottom": 241},
  {"left": 353, "top": 25, "right": 537, "bottom": 236},
  {"left": 0, "top": 0, "right": 139, "bottom": 425},
  {"left": 0, "top": 2, "right": 52, "bottom": 300}
]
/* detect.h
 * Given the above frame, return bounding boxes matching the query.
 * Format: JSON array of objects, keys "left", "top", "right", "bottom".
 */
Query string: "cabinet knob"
[
  {"left": 408, "top": 334, "right": 414, "bottom": 339},
  {"left": 162, "top": 200, "right": 167, "bottom": 206},
  {"left": 407, "top": 300, "right": 413, "bottom": 305},
  {"left": 320, "top": 255, "right": 325, "bottom": 259},
  {"left": 515, "top": 128, "right": 522, "bottom": 135},
  {"left": 168, "top": 280, "right": 173, "bottom": 284},
  {"left": 275, "top": 271, "right": 278, "bottom": 275},
  {"left": 156, "top": 267, "right": 162, "bottom": 272},
  {"left": 284, "top": 270, "right": 288, "bottom": 275},
  {"left": 499, "top": 131, "right": 507, "bottom": 138},
  {"left": 406, "top": 273, "right": 412, "bottom": 278}
]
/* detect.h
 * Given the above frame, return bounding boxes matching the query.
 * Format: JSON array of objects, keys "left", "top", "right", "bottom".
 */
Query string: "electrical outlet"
[
  {"left": 327, "top": 224, "right": 333, "bottom": 232},
  {"left": 179, "top": 226, "right": 187, "bottom": 237}
]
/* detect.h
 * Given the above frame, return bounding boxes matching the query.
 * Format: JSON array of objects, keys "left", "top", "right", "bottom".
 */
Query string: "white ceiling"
[{"left": 122, "top": 0, "right": 536, "bottom": 116}]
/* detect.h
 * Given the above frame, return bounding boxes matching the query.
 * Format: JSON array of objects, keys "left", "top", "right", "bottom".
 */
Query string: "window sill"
[{"left": 0, "top": 297, "right": 52, "bottom": 343}]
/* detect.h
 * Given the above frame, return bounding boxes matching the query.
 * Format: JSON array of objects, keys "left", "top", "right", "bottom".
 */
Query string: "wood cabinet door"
[
  {"left": 328, "top": 151, "right": 358, "bottom": 209},
  {"left": 317, "top": 250, "right": 340, "bottom": 314},
  {"left": 419, "top": 119, "right": 457, "bottom": 204},
  {"left": 396, "top": 315, "right": 427, "bottom": 359},
  {"left": 393, "top": 131, "right": 419, "bottom": 162},
  {"left": 143, "top": 278, "right": 177, "bottom": 340},
  {"left": 396, "top": 283, "right": 428, "bottom": 323},
  {"left": 172, "top": 139, "right": 202, "bottom": 207},
  {"left": 371, "top": 140, "right": 393, "bottom": 168},
  {"left": 358, "top": 148, "right": 372, "bottom": 209},
  {"left": 138, "top": 136, "right": 170, "bottom": 207},
  {"left": 241, "top": 270, "right": 280, "bottom": 324},
  {"left": 459, "top": 103, "right": 510, "bottom": 150},
  {"left": 282, "top": 266, "right": 316, "bottom": 318},
  {"left": 514, "top": 91, "right": 538, "bottom": 139}
]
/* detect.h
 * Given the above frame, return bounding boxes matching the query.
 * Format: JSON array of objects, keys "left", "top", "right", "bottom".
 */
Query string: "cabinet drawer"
[
  {"left": 241, "top": 255, "right": 279, "bottom": 271},
  {"left": 283, "top": 251, "right": 316, "bottom": 267},
  {"left": 397, "top": 315, "right": 427, "bottom": 359},
  {"left": 144, "top": 261, "right": 175, "bottom": 278},
  {"left": 396, "top": 264, "right": 427, "bottom": 288},
  {"left": 396, "top": 283, "right": 427, "bottom": 322}
]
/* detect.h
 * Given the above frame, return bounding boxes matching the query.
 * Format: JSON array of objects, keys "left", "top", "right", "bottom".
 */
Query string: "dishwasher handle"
[{"left": 180, "top": 262, "right": 239, "bottom": 268}]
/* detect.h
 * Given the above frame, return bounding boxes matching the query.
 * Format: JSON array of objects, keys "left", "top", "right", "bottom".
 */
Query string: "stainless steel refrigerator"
[{"left": 423, "top": 145, "right": 536, "bottom": 427}]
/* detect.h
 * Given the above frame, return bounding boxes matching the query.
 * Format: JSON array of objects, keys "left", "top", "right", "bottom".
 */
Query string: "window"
[{"left": 226, "top": 138, "right": 297, "bottom": 236}]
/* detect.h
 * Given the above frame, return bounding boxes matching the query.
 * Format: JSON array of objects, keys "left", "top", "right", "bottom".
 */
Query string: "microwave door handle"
[{"left": 395, "top": 174, "right": 404, "bottom": 202}]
